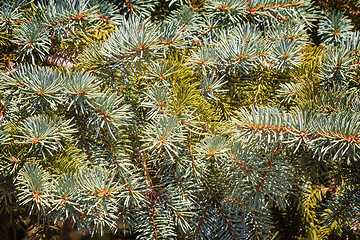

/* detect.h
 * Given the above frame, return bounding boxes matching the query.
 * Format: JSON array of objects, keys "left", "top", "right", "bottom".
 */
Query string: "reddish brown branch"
[
  {"left": 256, "top": 142, "right": 280, "bottom": 193},
  {"left": 195, "top": 201, "right": 212, "bottom": 233},
  {"left": 218, "top": 206, "right": 237, "bottom": 240}
]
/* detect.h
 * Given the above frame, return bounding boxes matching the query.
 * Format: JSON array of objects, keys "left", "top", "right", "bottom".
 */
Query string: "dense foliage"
[{"left": 0, "top": 0, "right": 360, "bottom": 239}]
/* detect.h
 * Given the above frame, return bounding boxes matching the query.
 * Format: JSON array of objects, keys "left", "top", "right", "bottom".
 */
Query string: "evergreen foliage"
[{"left": 0, "top": 0, "right": 360, "bottom": 239}]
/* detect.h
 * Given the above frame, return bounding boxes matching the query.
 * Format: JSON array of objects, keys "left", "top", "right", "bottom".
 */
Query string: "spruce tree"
[{"left": 0, "top": 0, "right": 359, "bottom": 239}]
